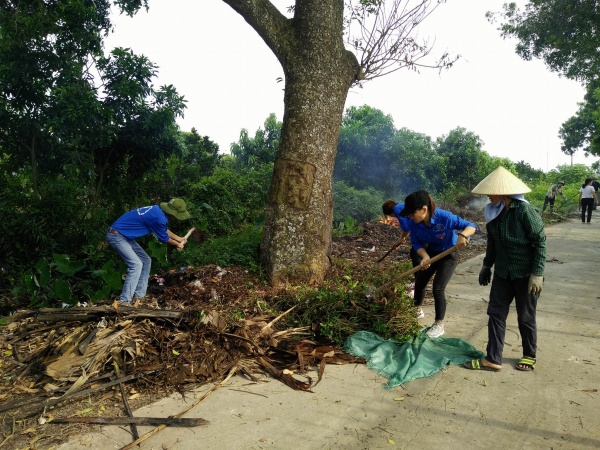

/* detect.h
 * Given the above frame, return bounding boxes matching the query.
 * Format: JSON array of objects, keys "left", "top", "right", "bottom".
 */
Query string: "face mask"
[
  {"left": 484, "top": 195, "right": 528, "bottom": 223},
  {"left": 484, "top": 200, "right": 505, "bottom": 223}
]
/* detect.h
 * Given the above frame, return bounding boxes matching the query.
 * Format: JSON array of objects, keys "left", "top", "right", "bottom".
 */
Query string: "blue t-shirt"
[
  {"left": 109, "top": 205, "right": 170, "bottom": 243},
  {"left": 407, "top": 209, "right": 476, "bottom": 253},
  {"left": 393, "top": 203, "right": 411, "bottom": 231}
]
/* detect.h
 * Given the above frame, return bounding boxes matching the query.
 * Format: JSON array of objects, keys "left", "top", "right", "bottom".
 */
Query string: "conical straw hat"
[{"left": 471, "top": 166, "right": 531, "bottom": 195}]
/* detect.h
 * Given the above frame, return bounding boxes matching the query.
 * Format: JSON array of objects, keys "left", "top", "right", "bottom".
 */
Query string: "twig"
[
  {"left": 118, "top": 381, "right": 139, "bottom": 441},
  {"left": 260, "top": 305, "right": 297, "bottom": 335},
  {"left": 0, "top": 417, "right": 16, "bottom": 448},
  {"left": 120, "top": 367, "right": 237, "bottom": 450}
]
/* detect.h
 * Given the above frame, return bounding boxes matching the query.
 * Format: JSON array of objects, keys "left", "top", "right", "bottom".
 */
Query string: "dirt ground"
[{"left": 0, "top": 204, "right": 492, "bottom": 449}]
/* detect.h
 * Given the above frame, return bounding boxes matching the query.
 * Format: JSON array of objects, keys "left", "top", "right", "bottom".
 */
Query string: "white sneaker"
[
  {"left": 415, "top": 307, "right": 425, "bottom": 319},
  {"left": 426, "top": 322, "right": 445, "bottom": 338}
]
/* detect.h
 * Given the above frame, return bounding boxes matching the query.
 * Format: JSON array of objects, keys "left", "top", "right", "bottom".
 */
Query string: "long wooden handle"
[
  {"left": 183, "top": 227, "right": 196, "bottom": 240},
  {"left": 371, "top": 245, "right": 458, "bottom": 297},
  {"left": 176, "top": 227, "right": 196, "bottom": 252}
]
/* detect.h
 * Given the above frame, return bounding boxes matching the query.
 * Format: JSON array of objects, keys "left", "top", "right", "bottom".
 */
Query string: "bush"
[{"left": 333, "top": 181, "right": 385, "bottom": 225}]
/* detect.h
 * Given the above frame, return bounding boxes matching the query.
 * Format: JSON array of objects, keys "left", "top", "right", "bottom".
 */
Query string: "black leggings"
[
  {"left": 581, "top": 198, "right": 594, "bottom": 223},
  {"left": 410, "top": 247, "right": 458, "bottom": 322}
]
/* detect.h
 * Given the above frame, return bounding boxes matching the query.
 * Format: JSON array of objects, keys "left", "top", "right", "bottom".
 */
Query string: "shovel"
[{"left": 368, "top": 245, "right": 459, "bottom": 299}]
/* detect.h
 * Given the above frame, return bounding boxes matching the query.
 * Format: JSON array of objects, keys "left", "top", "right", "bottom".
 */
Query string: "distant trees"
[
  {"left": 491, "top": 0, "right": 600, "bottom": 160},
  {"left": 0, "top": 0, "right": 187, "bottom": 203}
]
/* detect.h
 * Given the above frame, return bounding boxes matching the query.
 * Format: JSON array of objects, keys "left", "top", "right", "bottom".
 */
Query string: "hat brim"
[{"left": 160, "top": 202, "right": 191, "bottom": 220}]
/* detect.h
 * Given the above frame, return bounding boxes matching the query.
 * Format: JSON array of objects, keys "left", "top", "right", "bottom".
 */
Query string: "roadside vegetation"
[{"left": 1, "top": 104, "right": 595, "bottom": 344}]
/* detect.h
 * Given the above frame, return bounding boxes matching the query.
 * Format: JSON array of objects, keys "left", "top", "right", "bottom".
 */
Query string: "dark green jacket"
[{"left": 483, "top": 200, "right": 546, "bottom": 278}]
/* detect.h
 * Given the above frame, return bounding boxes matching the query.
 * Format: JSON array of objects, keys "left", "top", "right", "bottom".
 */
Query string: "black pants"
[
  {"left": 486, "top": 275, "right": 538, "bottom": 366},
  {"left": 542, "top": 195, "right": 555, "bottom": 212},
  {"left": 581, "top": 198, "right": 594, "bottom": 223},
  {"left": 410, "top": 247, "right": 458, "bottom": 322}
]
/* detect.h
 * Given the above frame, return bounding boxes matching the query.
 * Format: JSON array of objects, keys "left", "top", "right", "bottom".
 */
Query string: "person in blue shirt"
[
  {"left": 382, "top": 200, "right": 411, "bottom": 244},
  {"left": 399, "top": 190, "right": 477, "bottom": 338},
  {"left": 106, "top": 198, "right": 191, "bottom": 305}
]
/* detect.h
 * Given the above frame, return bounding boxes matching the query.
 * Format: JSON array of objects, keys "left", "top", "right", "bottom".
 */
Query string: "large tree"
[{"left": 222, "top": 0, "right": 454, "bottom": 285}]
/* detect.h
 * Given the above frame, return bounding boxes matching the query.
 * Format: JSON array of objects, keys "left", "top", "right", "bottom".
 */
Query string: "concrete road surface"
[{"left": 59, "top": 218, "right": 600, "bottom": 450}]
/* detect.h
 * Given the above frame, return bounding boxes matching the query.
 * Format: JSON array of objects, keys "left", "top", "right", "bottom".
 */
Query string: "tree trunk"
[
  {"left": 260, "top": 72, "right": 355, "bottom": 285},
  {"left": 221, "top": 0, "right": 359, "bottom": 285},
  {"left": 257, "top": 2, "right": 359, "bottom": 285}
]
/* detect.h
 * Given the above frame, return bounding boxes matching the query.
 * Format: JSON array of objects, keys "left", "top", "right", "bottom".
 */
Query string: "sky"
[{"left": 104, "top": 0, "right": 593, "bottom": 172}]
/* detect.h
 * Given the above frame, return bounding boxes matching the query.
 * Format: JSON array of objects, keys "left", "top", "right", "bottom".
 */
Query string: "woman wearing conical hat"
[{"left": 464, "top": 167, "right": 546, "bottom": 372}]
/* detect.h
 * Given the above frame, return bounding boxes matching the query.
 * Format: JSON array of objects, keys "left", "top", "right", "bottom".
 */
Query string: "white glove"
[{"left": 528, "top": 275, "right": 543, "bottom": 295}]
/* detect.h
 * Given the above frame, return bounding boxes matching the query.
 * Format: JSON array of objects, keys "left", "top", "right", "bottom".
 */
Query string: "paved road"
[{"left": 60, "top": 218, "right": 600, "bottom": 450}]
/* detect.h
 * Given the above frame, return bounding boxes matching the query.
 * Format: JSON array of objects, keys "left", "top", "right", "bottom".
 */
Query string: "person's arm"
[
  {"left": 456, "top": 226, "right": 476, "bottom": 250},
  {"left": 560, "top": 187, "right": 567, "bottom": 201},
  {"left": 167, "top": 230, "right": 185, "bottom": 250},
  {"left": 417, "top": 247, "right": 430, "bottom": 268}
]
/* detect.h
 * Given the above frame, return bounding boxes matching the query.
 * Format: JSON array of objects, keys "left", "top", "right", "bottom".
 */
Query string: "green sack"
[{"left": 344, "top": 330, "right": 485, "bottom": 389}]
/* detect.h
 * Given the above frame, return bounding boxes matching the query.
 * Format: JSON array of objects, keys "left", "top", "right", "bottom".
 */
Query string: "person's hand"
[
  {"left": 456, "top": 233, "right": 469, "bottom": 250},
  {"left": 176, "top": 241, "right": 185, "bottom": 252},
  {"left": 478, "top": 266, "right": 491, "bottom": 286},
  {"left": 528, "top": 275, "right": 543, "bottom": 295},
  {"left": 420, "top": 255, "right": 431, "bottom": 270}
]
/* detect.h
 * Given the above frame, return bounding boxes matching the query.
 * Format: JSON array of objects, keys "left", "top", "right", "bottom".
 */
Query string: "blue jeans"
[{"left": 106, "top": 232, "right": 152, "bottom": 302}]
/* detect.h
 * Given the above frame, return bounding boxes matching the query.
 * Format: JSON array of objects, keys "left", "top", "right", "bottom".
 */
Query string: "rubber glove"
[
  {"left": 528, "top": 275, "right": 543, "bottom": 295},
  {"left": 478, "top": 266, "right": 491, "bottom": 286}
]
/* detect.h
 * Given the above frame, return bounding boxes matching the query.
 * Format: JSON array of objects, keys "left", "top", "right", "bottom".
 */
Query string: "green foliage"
[
  {"left": 515, "top": 160, "right": 545, "bottom": 183},
  {"left": 435, "top": 127, "right": 492, "bottom": 193},
  {"left": 334, "top": 105, "right": 396, "bottom": 192},
  {"left": 187, "top": 225, "right": 263, "bottom": 273},
  {"left": 383, "top": 128, "right": 442, "bottom": 196},
  {"left": 559, "top": 80, "right": 600, "bottom": 158},
  {"left": 230, "top": 113, "right": 281, "bottom": 169},
  {"left": 332, "top": 217, "right": 363, "bottom": 238},
  {"left": 492, "top": 0, "right": 600, "bottom": 82},
  {"left": 332, "top": 181, "right": 384, "bottom": 225},
  {"left": 275, "top": 263, "right": 421, "bottom": 345},
  {"left": 187, "top": 165, "right": 272, "bottom": 236}
]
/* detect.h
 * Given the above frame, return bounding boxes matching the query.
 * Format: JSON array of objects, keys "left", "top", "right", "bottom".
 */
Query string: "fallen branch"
[
  {"left": 50, "top": 417, "right": 208, "bottom": 427},
  {"left": 36, "top": 306, "right": 183, "bottom": 323}
]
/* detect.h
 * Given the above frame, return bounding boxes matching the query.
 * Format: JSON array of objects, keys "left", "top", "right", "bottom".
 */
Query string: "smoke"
[{"left": 467, "top": 197, "right": 489, "bottom": 210}]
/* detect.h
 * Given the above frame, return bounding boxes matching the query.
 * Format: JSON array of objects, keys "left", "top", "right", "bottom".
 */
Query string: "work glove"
[
  {"left": 478, "top": 266, "right": 492, "bottom": 286},
  {"left": 528, "top": 275, "right": 543, "bottom": 295}
]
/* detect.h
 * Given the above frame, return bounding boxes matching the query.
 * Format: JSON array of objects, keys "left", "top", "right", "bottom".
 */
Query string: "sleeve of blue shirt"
[
  {"left": 393, "top": 203, "right": 410, "bottom": 231},
  {"left": 407, "top": 209, "right": 477, "bottom": 253},
  {"left": 143, "top": 206, "right": 170, "bottom": 243}
]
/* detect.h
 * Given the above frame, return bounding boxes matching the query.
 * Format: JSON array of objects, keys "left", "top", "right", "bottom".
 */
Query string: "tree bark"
[{"left": 222, "top": 0, "right": 360, "bottom": 286}]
